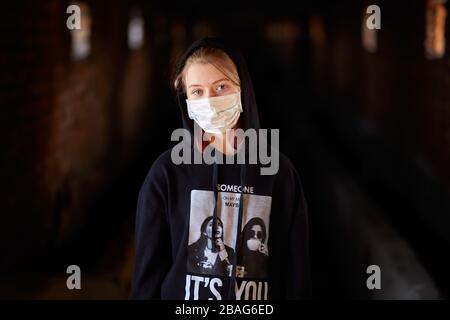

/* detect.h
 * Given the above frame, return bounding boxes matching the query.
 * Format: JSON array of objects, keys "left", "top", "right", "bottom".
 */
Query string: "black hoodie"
[{"left": 131, "top": 37, "right": 310, "bottom": 300}]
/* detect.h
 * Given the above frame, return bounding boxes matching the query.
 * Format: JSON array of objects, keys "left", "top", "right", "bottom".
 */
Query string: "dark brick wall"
[
  {"left": 308, "top": 1, "right": 450, "bottom": 294},
  {"left": 0, "top": 0, "right": 153, "bottom": 270},
  {"left": 309, "top": 0, "right": 450, "bottom": 186}
]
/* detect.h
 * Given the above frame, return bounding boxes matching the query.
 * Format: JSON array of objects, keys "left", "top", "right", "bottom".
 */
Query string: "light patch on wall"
[
  {"left": 192, "top": 21, "right": 216, "bottom": 40},
  {"left": 69, "top": 2, "right": 91, "bottom": 60},
  {"left": 362, "top": 6, "right": 379, "bottom": 53},
  {"left": 128, "top": 8, "right": 145, "bottom": 50},
  {"left": 425, "top": 0, "right": 447, "bottom": 60},
  {"left": 309, "top": 15, "right": 326, "bottom": 46},
  {"left": 170, "top": 19, "right": 187, "bottom": 71},
  {"left": 265, "top": 19, "right": 301, "bottom": 43}
]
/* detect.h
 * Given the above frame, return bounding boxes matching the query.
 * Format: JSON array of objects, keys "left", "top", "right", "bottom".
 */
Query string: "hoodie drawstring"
[
  {"left": 212, "top": 157, "right": 219, "bottom": 258},
  {"left": 211, "top": 150, "right": 247, "bottom": 300},
  {"left": 227, "top": 163, "right": 246, "bottom": 299}
]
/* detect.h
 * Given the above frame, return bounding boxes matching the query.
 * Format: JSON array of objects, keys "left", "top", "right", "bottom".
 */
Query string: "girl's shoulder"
[{"left": 140, "top": 149, "right": 174, "bottom": 190}]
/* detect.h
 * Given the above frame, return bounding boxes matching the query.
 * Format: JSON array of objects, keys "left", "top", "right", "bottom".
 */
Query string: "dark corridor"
[{"left": 1, "top": 0, "right": 449, "bottom": 300}]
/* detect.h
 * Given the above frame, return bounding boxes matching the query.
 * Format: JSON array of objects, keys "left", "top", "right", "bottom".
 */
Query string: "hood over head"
[{"left": 173, "top": 37, "right": 261, "bottom": 134}]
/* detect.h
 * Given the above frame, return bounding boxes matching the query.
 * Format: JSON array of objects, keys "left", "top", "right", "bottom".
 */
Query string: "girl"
[{"left": 131, "top": 37, "right": 310, "bottom": 300}]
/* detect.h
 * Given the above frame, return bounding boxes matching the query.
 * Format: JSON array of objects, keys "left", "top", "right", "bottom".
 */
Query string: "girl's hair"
[
  {"left": 192, "top": 216, "right": 224, "bottom": 250},
  {"left": 173, "top": 46, "right": 240, "bottom": 93},
  {"left": 200, "top": 216, "right": 223, "bottom": 236}
]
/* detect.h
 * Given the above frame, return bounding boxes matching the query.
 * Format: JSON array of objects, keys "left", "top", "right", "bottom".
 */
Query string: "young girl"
[{"left": 131, "top": 37, "right": 310, "bottom": 300}]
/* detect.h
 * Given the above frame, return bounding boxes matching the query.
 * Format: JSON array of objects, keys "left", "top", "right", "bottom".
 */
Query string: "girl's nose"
[{"left": 206, "top": 88, "right": 218, "bottom": 98}]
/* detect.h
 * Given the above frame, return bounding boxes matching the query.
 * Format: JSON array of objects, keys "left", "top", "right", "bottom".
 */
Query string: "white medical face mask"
[
  {"left": 247, "top": 239, "right": 261, "bottom": 251},
  {"left": 186, "top": 92, "right": 243, "bottom": 134}
]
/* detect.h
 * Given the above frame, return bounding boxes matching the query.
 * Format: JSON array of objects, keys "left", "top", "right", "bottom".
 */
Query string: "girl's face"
[
  {"left": 247, "top": 225, "right": 263, "bottom": 251},
  {"left": 185, "top": 62, "right": 240, "bottom": 100},
  {"left": 250, "top": 225, "right": 263, "bottom": 240},
  {"left": 205, "top": 219, "right": 223, "bottom": 239}
]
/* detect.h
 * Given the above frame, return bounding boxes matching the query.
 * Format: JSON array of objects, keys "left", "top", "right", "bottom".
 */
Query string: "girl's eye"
[
  {"left": 192, "top": 89, "right": 202, "bottom": 96},
  {"left": 216, "top": 84, "right": 227, "bottom": 92}
]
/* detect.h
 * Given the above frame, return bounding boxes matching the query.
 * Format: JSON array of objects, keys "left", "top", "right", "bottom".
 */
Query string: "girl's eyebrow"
[
  {"left": 188, "top": 78, "right": 230, "bottom": 89},
  {"left": 212, "top": 78, "right": 230, "bottom": 84}
]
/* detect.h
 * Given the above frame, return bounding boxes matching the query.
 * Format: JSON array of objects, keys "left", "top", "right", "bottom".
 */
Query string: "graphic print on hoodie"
[
  {"left": 185, "top": 188, "right": 272, "bottom": 300},
  {"left": 131, "top": 37, "right": 310, "bottom": 300}
]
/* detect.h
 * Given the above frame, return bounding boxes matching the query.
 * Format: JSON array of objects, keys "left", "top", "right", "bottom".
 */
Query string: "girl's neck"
[
  {"left": 207, "top": 132, "right": 237, "bottom": 156},
  {"left": 206, "top": 121, "right": 242, "bottom": 156}
]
